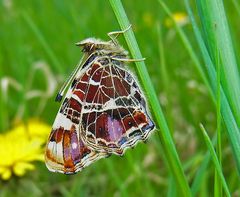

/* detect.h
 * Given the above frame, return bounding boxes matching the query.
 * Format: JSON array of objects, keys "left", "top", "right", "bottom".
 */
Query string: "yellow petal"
[
  {"left": 28, "top": 119, "right": 51, "bottom": 137},
  {"left": 0, "top": 166, "right": 7, "bottom": 173},
  {"left": 0, "top": 119, "right": 50, "bottom": 180},
  {"left": 13, "top": 162, "right": 35, "bottom": 176},
  {"left": 24, "top": 152, "right": 44, "bottom": 162},
  {"left": 1, "top": 169, "right": 12, "bottom": 180}
]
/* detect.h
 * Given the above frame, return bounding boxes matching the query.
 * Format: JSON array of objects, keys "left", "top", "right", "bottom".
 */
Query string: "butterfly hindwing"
[{"left": 79, "top": 58, "right": 155, "bottom": 155}]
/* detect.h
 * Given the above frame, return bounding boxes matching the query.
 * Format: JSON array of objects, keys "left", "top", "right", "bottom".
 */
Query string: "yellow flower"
[
  {"left": 165, "top": 12, "right": 189, "bottom": 27},
  {"left": 0, "top": 120, "right": 50, "bottom": 180}
]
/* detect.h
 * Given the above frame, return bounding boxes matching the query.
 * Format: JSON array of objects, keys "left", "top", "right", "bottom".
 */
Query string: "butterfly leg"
[
  {"left": 108, "top": 25, "right": 146, "bottom": 62},
  {"left": 111, "top": 57, "right": 145, "bottom": 62},
  {"left": 108, "top": 24, "right": 132, "bottom": 45}
]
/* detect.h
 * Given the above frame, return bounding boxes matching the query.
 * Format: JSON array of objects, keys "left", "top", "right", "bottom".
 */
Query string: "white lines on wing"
[
  {"left": 99, "top": 87, "right": 109, "bottom": 98},
  {"left": 56, "top": 142, "right": 64, "bottom": 163},
  {"left": 72, "top": 94, "right": 83, "bottom": 103},
  {"left": 53, "top": 113, "right": 73, "bottom": 130},
  {"left": 89, "top": 78, "right": 100, "bottom": 86},
  {"left": 103, "top": 98, "right": 115, "bottom": 108}
]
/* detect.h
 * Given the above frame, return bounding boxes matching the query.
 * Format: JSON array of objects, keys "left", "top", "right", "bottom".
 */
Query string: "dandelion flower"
[{"left": 0, "top": 120, "right": 50, "bottom": 180}]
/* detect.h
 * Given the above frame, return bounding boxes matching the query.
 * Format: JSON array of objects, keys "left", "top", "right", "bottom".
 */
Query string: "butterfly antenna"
[{"left": 55, "top": 55, "right": 85, "bottom": 102}]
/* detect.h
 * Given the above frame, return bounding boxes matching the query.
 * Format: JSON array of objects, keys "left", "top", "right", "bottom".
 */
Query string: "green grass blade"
[
  {"left": 191, "top": 134, "right": 216, "bottom": 196},
  {"left": 156, "top": 23, "right": 174, "bottom": 131},
  {"left": 167, "top": 175, "right": 176, "bottom": 197},
  {"left": 200, "top": 124, "right": 231, "bottom": 197},
  {"left": 22, "top": 12, "right": 63, "bottom": 73},
  {"left": 184, "top": 0, "right": 240, "bottom": 175},
  {"left": 214, "top": 44, "right": 222, "bottom": 197},
  {"left": 191, "top": 151, "right": 211, "bottom": 196},
  {"left": 159, "top": 0, "right": 239, "bottom": 190},
  {"left": 109, "top": 0, "right": 191, "bottom": 196},
  {"left": 157, "top": 23, "right": 169, "bottom": 93},
  {"left": 104, "top": 159, "right": 127, "bottom": 197},
  {"left": 159, "top": 2, "right": 240, "bottom": 161},
  {"left": 157, "top": 0, "right": 214, "bottom": 103},
  {"left": 196, "top": 0, "right": 240, "bottom": 130},
  {"left": 231, "top": 0, "right": 240, "bottom": 16}
]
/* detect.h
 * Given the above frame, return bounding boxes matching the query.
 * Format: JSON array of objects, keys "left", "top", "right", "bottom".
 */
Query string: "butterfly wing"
[
  {"left": 45, "top": 54, "right": 109, "bottom": 174},
  {"left": 79, "top": 58, "right": 155, "bottom": 155},
  {"left": 45, "top": 124, "right": 107, "bottom": 174},
  {"left": 46, "top": 36, "right": 155, "bottom": 173}
]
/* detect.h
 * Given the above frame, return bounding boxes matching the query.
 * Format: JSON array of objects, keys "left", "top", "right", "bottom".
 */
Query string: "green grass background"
[{"left": 0, "top": 0, "right": 239, "bottom": 196}]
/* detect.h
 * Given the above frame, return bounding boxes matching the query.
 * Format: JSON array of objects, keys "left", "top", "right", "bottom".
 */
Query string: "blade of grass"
[
  {"left": 230, "top": 0, "right": 240, "bottom": 24},
  {"left": 158, "top": 0, "right": 216, "bottom": 101},
  {"left": 189, "top": 132, "right": 217, "bottom": 196},
  {"left": 104, "top": 159, "right": 127, "bottom": 197},
  {"left": 196, "top": 0, "right": 240, "bottom": 125},
  {"left": 159, "top": 0, "right": 240, "bottom": 176},
  {"left": 184, "top": 0, "right": 240, "bottom": 175},
  {"left": 125, "top": 152, "right": 147, "bottom": 194},
  {"left": 199, "top": 124, "right": 231, "bottom": 197},
  {"left": 21, "top": 12, "right": 63, "bottom": 73},
  {"left": 109, "top": 0, "right": 191, "bottom": 196},
  {"left": 191, "top": 149, "right": 211, "bottom": 196},
  {"left": 167, "top": 176, "right": 176, "bottom": 197},
  {"left": 156, "top": 22, "right": 174, "bottom": 131},
  {"left": 157, "top": 23, "right": 169, "bottom": 93},
  {"left": 157, "top": 0, "right": 214, "bottom": 103},
  {"left": 214, "top": 45, "right": 222, "bottom": 197},
  {"left": 158, "top": 1, "right": 240, "bottom": 193}
]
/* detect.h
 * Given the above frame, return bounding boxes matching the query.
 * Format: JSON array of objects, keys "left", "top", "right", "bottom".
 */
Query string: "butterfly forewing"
[{"left": 45, "top": 53, "right": 109, "bottom": 174}]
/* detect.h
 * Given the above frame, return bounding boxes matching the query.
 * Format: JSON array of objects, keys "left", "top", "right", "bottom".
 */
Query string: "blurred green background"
[{"left": 0, "top": 0, "right": 239, "bottom": 196}]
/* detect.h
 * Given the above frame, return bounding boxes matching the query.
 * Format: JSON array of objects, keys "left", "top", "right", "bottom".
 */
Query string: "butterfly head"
[{"left": 76, "top": 38, "right": 127, "bottom": 56}]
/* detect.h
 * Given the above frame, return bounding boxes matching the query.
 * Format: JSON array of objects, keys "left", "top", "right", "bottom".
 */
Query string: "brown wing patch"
[{"left": 45, "top": 124, "right": 108, "bottom": 174}]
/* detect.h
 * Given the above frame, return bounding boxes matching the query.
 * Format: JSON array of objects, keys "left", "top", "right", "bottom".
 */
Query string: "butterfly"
[{"left": 45, "top": 26, "right": 155, "bottom": 174}]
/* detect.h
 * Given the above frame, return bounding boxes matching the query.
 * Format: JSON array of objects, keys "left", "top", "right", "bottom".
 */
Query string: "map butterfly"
[{"left": 45, "top": 26, "right": 155, "bottom": 174}]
